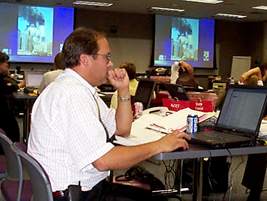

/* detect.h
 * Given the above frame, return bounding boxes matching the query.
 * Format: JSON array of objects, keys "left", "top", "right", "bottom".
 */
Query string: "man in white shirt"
[{"left": 27, "top": 27, "right": 190, "bottom": 201}]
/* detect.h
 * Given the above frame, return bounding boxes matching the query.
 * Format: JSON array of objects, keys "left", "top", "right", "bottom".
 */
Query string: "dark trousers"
[
  {"left": 242, "top": 153, "right": 267, "bottom": 200},
  {"left": 53, "top": 180, "right": 163, "bottom": 201}
]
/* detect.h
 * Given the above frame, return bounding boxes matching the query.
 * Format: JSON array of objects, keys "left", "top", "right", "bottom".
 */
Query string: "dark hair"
[
  {"left": 260, "top": 63, "right": 267, "bottom": 76},
  {"left": 62, "top": 27, "right": 105, "bottom": 68},
  {"left": 53, "top": 52, "right": 65, "bottom": 70},
  {"left": 0, "top": 52, "right": 9, "bottom": 64},
  {"left": 119, "top": 62, "right": 136, "bottom": 80},
  {"left": 176, "top": 68, "right": 198, "bottom": 88}
]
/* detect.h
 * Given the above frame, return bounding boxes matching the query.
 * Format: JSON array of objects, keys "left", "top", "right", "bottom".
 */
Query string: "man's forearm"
[
  {"left": 115, "top": 89, "right": 133, "bottom": 136},
  {"left": 93, "top": 141, "right": 160, "bottom": 171}
]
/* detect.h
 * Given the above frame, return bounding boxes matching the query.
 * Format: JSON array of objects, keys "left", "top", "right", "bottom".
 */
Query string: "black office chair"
[
  {"left": 163, "top": 83, "right": 189, "bottom": 100},
  {"left": 0, "top": 132, "right": 31, "bottom": 201},
  {"left": 134, "top": 79, "right": 156, "bottom": 109},
  {"left": 15, "top": 146, "right": 53, "bottom": 201}
]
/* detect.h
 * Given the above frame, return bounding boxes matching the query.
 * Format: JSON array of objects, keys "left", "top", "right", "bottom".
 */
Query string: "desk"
[
  {"left": 13, "top": 92, "right": 37, "bottom": 142},
  {"left": 153, "top": 144, "right": 267, "bottom": 201}
]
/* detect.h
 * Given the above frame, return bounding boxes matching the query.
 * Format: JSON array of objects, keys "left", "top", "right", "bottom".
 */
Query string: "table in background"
[
  {"left": 153, "top": 144, "right": 267, "bottom": 201},
  {"left": 13, "top": 92, "right": 37, "bottom": 142}
]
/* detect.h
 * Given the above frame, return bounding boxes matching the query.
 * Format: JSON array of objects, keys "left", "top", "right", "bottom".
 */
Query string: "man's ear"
[{"left": 80, "top": 54, "right": 91, "bottom": 67}]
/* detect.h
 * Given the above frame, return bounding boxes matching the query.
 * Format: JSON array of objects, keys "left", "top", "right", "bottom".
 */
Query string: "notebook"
[
  {"left": 164, "top": 83, "right": 189, "bottom": 100},
  {"left": 25, "top": 71, "right": 43, "bottom": 89},
  {"left": 191, "top": 86, "right": 267, "bottom": 148}
]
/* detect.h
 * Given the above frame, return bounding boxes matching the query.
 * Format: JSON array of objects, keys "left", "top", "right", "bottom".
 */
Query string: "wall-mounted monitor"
[
  {"left": 154, "top": 15, "right": 215, "bottom": 69},
  {"left": 0, "top": 3, "right": 74, "bottom": 63}
]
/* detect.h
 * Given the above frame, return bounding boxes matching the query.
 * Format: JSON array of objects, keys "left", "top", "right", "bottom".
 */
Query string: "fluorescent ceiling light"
[
  {"left": 253, "top": 6, "right": 267, "bottom": 10},
  {"left": 151, "top": 7, "right": 184, "bottom": 12},
  {"left": 216, "top": 13, "right": 247, "bottom": 19},
  {"left": 184, "top": 0, "right": 223, "bottom": 4},
  {"left": 73, "top": 1, "right": 113, "bottom": 7}
]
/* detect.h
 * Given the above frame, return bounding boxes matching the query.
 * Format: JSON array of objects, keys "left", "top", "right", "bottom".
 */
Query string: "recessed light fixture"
[
  {"left": 183, "top": 0, "right": 223, "bottom": 4},
  {"left": 253, "top": 6, "right": 267, "bottom": 11},
  {"left": 216, "top": 13, "right": 247, "bottom": 19},
  {"left": 151, "top": 6, "right": 184, "bottom": 12},
  {"left": 73, "top": 1, "right": 113, "bottom": 7}
]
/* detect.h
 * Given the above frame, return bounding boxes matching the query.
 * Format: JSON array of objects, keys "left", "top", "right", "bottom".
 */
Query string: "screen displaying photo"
[
  {"left": 154, "top": 15, "right": 215, "bottom": 68},
  {"left": 0, "top": 3, "right": 74, "bottom": 63}
]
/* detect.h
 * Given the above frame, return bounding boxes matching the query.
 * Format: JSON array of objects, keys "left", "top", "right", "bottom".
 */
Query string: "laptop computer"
[
  {"left": 191, "top": 85, "right": 267, "bottom": 148},
  {"left": 24, "top": 71, "right": 43, "bottom": 89},
  {"left": 134, "top": 79, "right": 156, "bottom": 109},
  {"left": 164, "top": 83, "right": 189, "bottom": 100}
]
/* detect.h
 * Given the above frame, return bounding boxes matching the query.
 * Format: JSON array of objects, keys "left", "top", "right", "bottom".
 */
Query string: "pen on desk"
[
  {"left": 149, "top": 109, "right": 161, "bottom": 114},
  {"left": 151, "top": 123, "right": 166, "bottom": 130},
  {"left": 145, "top": 126, "right": 169, "bottom": 134}
]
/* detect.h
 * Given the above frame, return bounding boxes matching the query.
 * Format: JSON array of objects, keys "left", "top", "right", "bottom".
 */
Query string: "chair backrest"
[
  {"left": 134, "top": 79, "right": 156, "bottom": 109},
  {"left": 15, "top": 147, "right": 53, "bottom": 201},
  {"left": 0, "top": 132, "right": 23, "bottom": 201}
]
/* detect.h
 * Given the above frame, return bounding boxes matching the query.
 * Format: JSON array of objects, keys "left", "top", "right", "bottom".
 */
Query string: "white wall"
[{"left": 109, "top": 37, "right": 153, "bottom": 72}]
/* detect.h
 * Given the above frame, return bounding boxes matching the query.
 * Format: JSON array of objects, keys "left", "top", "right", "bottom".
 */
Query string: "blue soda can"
[{"left": 186, "top": 114, "right": 198, "bottom": 134}]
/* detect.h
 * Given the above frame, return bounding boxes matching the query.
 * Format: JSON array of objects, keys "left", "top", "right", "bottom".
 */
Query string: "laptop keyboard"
[{"left": 196, "top": 131, "right": 250, "bottom": 141}]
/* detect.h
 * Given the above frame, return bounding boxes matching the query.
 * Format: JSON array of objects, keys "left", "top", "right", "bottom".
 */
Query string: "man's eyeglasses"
[{"left": 93, "top": 53, "right": 112, "bottom": 62}]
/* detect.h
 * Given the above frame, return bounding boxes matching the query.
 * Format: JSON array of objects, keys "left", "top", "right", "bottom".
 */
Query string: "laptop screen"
[
  {"left": 216, "top": 86, "right": 267, "bottom": 134},
  {"left": 134, "top": 79, "right": 156, "bottom": 109},
  {"left": 25, "top": 72, "right": 43, "bottom": 88}
]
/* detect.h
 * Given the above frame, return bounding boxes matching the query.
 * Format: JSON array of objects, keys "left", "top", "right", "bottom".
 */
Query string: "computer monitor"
[{"left": 25, "top": 72, "right": 44, "bottom": 88}]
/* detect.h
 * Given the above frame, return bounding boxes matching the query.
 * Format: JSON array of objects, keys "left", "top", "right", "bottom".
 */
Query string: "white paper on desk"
[
  {"left": 150, "top": 108, "right": 214, "bottom": 132},
  {"left": 259, "top": 120, "right": 267, "bottom": 137},
  {"left": 114, "top": 108, "right": 215, "bottom": 146}
]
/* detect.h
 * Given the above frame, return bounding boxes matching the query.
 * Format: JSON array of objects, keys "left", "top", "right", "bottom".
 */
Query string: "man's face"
[
  {"left": 90, "top": 38, "right": 113, "bottom": 85},
  {"left": 0, "top": 61, "right": 9, "bottom": 76}
]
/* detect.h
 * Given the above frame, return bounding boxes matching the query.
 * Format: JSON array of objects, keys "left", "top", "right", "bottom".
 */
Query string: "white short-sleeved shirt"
[{"left": 27, "top": 68, "right": 116, "bottom": 191}]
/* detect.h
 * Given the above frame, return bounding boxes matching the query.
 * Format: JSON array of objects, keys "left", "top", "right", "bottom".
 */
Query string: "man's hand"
[
  {"left": 156, "top": 130, "right": 191, "bottom": 152},
  {"left": 107, "top": 68, "right": 129, "bottom": 91}
]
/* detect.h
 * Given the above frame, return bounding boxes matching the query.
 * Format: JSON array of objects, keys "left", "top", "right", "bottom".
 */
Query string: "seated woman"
[
  {"left": 239, "top": 63, "right": 267, "bottom": 86},
  {"left": 174, "top": 61, "right": 199, "bottom": 89},
  {"left": 39, "top": 52, "right": 65, "bottom": 93},
  {"left": 110, "top": 62, "right": 139, "bottom": 109},
  {"left": 240, "top": 65, "right": 267, "bottom": 201}
]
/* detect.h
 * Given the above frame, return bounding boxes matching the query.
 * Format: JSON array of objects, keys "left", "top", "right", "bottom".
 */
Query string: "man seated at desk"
[
  {"left": 27, "top": 28, "right": 191, "bottom": 201},
  {"left": 0, "top": 51, "right": 22, "bottom": 142}
]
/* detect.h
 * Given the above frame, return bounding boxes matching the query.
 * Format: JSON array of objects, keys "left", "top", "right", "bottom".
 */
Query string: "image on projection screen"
[
  {"left": 17, "top": 5, "right": 54, "bottom": 56},
  {"left": 171, "top": 17, "right": 199, "bottom": 61}
]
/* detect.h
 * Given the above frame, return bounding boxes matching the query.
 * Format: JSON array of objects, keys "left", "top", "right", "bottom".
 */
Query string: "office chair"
[
  {"left": 0, "top": 128, "right": 7, "bottom": 180},
  {"left": 134, "top": 79, "right": 156, "bottom": 109},
  {"left": 15, "top": 147, "right": 53, "bottom": 201},
  {"left": 0, "top": 132, "right": 31, "bottom": 201},
  {"left": 163, "top": 83, "right": 189, "bottom": 100}
]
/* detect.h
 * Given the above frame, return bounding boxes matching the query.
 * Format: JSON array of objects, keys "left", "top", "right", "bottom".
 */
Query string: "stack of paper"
[{"left": 114, "top": 108, "right": 215, "bottom": 146}]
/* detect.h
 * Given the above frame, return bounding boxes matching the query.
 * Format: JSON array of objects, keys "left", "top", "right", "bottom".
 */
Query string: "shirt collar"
[{"left": 64, "top": 68, "right": 97, "bottom": 95}]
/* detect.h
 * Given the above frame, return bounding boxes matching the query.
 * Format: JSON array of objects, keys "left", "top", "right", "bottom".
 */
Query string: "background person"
[
  {"left": 0, "top": 51, "right": 20, "bottom": 142},
  {"left": 240, "top": 66, "right": 267, "bottom": 201},
  {"left": 27, "top": 27, "right": 190, "bottom": 201},
  {"left": 110, "top": 62, "right": 138, "bottom": 109},
  {"left": 239, "top": 63, "right": 267, "bottom": 86},
  {"left": 38, "top": 52, "right": 65, "bottom": 93}
]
